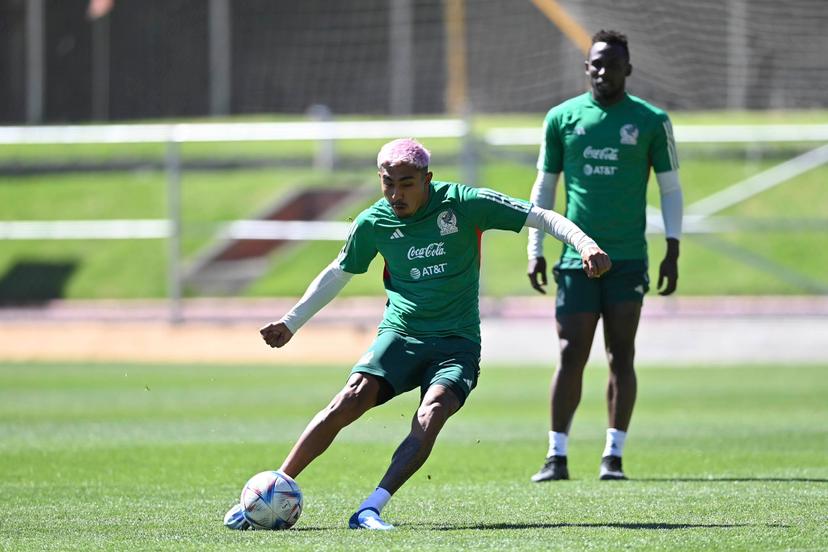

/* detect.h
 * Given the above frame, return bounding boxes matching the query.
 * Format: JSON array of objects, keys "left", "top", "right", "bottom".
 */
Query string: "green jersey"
[
  {"left": 538, "top": 92, "right": 678, "bottom": 267},
  {"left": 338, "top": 181, "right": 530, "bottom": 343}
]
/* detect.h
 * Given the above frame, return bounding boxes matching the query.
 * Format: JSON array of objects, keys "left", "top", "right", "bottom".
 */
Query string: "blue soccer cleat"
[
  {"left": 224, "top": 503, "right": 252, "bottom": 530},
  {"left": 348, "top": 508, "right": 394, "bottom": 530}
]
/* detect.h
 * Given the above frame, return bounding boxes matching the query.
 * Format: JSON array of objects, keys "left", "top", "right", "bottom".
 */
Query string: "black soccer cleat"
[
  {"left": 531, "top": 455, "right": 569, "bottom": 482},
  {"left": 599, "top": 455, "right": 627, "bottom": 480}
]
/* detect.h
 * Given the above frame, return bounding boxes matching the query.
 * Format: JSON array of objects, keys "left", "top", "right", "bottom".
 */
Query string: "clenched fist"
[
  {"left": 260, "top": 322, "right": 294, "bottom": 348},
  {"left": 581, "top": 245, "right": 611, "bottom": 278}
]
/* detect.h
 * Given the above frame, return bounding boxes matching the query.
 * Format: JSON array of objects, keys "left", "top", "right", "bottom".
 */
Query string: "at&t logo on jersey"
[
  {"left": 407, "top": 242, "right": 445, "bottom": 260},
  {"left": 410, "top": 263, "right": 448, "bottom": 280},
  {"left": 583, "top": 164, "right": 618, "bottom": 176}
]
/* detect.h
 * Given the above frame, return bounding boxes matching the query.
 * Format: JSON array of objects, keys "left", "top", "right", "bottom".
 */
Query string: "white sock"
[
  {"left": 602, "top": 428, "right": 627, "bottom": 457},
  {"left": 546, "top": 431, "right": 568, "bottom": 457},
  {"left": 358, "top": 487, "right": 391, "bottom": 514}
]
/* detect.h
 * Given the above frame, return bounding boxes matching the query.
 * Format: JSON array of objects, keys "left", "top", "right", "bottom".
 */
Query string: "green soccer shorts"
[
  {"left": 351, "top": 330, "right": 481, "bottom": 406},
  {"left": 553, "top": 259, "right": 650, "bottom": 315}
]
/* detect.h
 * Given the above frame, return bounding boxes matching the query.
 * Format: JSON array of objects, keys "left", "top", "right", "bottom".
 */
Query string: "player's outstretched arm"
[
  {"left": 524, "top": 206, "right": 611, "bottom": 279},
  {"left": 260, "top": 260, "right": 353, "bottom": 348}
]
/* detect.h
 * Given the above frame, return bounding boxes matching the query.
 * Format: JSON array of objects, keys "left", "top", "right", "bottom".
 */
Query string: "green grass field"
[{"left": 1, "top": 361, "right": 826, "bottom": 550}]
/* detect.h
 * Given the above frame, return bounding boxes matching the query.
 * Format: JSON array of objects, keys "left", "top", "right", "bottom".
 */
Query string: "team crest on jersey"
[
  {"left": 620, "top": 124, "right": 639, "bottom": 145},
  {"left": 437, "top": 210, "right": 458, "bottom": 236}
]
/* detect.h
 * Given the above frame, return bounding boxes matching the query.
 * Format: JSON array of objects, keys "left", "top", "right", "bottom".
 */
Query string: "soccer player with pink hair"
[{"left": 225, "top": 138, "right": 610, "bottom": 531}]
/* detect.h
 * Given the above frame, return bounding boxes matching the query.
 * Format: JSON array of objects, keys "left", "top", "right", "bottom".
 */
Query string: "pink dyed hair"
[{"left": 376, "top": 138, "right": 431, "bottom": 170}]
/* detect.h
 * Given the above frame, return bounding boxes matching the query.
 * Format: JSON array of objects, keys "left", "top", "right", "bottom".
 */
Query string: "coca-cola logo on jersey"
[
  {"left": 407, "top": 242, "right": 446, "bottom": 260},
  {"left": 582, "top": 146, "right": 619, "bottom": 161}
]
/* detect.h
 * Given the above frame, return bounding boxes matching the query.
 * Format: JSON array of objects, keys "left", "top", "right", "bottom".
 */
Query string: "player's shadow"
[
  {"left": 634, "top": 477, "right": 828, "bottom": 483},
  {"left": 424, "top": 521, "right": 790, "bottom": 531}
]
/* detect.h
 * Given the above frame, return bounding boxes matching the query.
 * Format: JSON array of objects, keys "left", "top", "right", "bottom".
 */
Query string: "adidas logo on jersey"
[{"left": 390, "top": 229, "right": 405, "bottom": 240}]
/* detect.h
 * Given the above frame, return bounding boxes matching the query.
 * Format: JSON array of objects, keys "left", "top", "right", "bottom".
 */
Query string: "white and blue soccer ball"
[{"left": 240, "top": 470, "right": 303, "bottom": 530}]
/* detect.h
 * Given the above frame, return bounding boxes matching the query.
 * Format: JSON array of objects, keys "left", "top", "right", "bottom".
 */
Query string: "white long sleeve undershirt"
[
  {"left": 655, "top": 169, "right": 684, "bottom": 239},
  {"left": 527, "top": 171, "right": 560, "bottom": 259},
  {"left": 280, "top": 260, "right": 353, "bottom": 334},
  {"left": 524, "top": 205, "right": 597, "bottom": 256}
]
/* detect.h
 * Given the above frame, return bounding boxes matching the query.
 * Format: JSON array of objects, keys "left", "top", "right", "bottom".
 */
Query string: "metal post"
[
  {"left": 460, "top": 107, "right": 477, "bottom": 186},
  {"left": 166, "top": 140, "right": 183, "bottom": 324},
  {"left": 727, "top": 0, "right": 748, "bottom": 110},
  {"left": 25, "top": 0, "right": 45, "bottom": 124},
  {"left": 307, "top": 104, "right": 335, "bottom": 171},
  {"left": 389, "top": 0, "right": 414, "bottom": 115},
  {"left": 91, "top": 15, "right": 111, "bottom": 121},
  {"left": 443, "top": 0, "right": 468, "bottom": 115},
  {"left": 209, "top": 0, "right": 232, "bottom": 116}
]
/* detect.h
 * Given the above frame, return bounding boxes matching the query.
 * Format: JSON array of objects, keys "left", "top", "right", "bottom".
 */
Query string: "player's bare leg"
[
  {"left": 532, "top": 312, "right": 599, "bottom": 482},
  {"left": 603, "top": 301, "right": 641, "bottom": 430},
  {"left": 551, "top": 312, "right": 601, "bottom": 432},
  {"left": 279, "top": 373, "right": 381, "bottom": 478},
  {"left": 378, "top": 383, "right": 461, "bottom": 493},
  {"left": 599, "top": 300, "right": 641, "bottom": 479},
  {"left": 350, "top": 384, "right": 461, "bottom": 530}
]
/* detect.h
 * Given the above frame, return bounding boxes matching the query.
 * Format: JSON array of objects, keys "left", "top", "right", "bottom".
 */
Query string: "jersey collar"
[{"left": 588, "top": 91, "right": 630, "bottom": 110}]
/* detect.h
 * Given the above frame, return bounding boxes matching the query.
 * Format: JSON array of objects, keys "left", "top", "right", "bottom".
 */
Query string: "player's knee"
[
  {"left": 606, "top": 346, "right": 636, "bottom": 374},
  {"left": 557, "top": 351, "right": 589, "bottom": 375},
  {"left": 417, "top": 392, "right": 457, "bottom": 428},
  {"left": 559, "top": 338, "right": 592, "bottom": 367},
  {"left": 326, "top": 376, "right": 378, "bottom": 421},
  {"left": 417, "top": 399, "right": 443, "bottom": 423},
  {"left": 322, "top": 395, "right": 362, "bottom": 426}
]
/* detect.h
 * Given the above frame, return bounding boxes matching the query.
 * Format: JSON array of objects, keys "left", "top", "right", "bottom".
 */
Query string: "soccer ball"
[{"left": 240, "top": 470, "right": 303, "bottom": 530}]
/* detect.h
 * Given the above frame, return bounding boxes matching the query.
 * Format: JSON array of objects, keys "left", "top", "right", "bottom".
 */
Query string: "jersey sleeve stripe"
[
  {"left": 663, "top": 120, "right": 679, "bottom": 170},
  {"left": 477, "top": 190, "right": 531, "bottom": 213}
]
